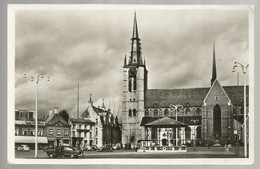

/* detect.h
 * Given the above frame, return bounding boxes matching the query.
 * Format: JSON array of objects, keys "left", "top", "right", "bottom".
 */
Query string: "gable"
[{"left": 204, "top": 80, "right": 230, "bottom": 104}]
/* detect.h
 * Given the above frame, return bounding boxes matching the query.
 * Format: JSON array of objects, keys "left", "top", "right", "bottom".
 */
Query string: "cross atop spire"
[{"left": 211, "top": 41, "right": 217, "bottom": 86}]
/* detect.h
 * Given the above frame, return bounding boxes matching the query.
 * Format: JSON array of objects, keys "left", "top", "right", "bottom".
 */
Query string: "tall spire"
[
  {"left": 132, "top": 11, "right": 139, "bottom": 39},
  {"left": 211, "top": 42, "right": 217, "bottom": 86},
  {"left": 88, "top": 93, "right": 93, "bottom": 106},
  {"left": 101, "top": 98, "right": 106, "bottom": 110},
  {"left": 124, "top": 53, "right": 127, "bottom": 67},
  {"left": 129, "top": 12, "right": 142, "bottom": 66}
]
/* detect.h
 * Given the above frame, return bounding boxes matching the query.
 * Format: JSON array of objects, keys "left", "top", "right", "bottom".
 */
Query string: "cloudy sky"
[{"left": 14, "top": 6, "right": 250, "bottom": 120}]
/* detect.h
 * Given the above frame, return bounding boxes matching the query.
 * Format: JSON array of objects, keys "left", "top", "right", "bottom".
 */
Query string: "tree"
[{"left": 59, "top": 109, "right": 69, "bottom": 122}]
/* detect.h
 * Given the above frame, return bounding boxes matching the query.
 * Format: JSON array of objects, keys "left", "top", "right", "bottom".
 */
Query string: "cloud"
[{"left": 14, "top": 8, "right": 249, "bottom": 120}]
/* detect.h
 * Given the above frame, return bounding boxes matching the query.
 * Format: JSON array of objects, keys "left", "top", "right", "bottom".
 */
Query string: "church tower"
[{"left": 122, "top": 12, "right": 148, "bottom": 147}]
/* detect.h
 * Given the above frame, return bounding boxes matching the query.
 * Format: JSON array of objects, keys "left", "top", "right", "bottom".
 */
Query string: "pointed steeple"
[
  {"left": 88, "top": 93, "right": 93, "bottom": 106},
  {"left": 101, "top": 98, "right": 106, "bottom": 110},
  {"left": 129, "top": 12, "right": 142, "bottom": 66},
  {"left": 211, "top": 42, "right": 217, "bottom": 86},
  {"left": 132, "top": 11, "right": 139, "bottom": 39},
  {"left": 124, "top": 54, "right": 127, "bottom": 67}
]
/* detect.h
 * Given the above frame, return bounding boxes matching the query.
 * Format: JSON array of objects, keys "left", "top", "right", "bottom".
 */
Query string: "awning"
[
  {"left": 15, "top": 136, "right": 48, "bottom": 144},
  {"left": 144, "top": 117, "right": 187, "bottom": 128}
]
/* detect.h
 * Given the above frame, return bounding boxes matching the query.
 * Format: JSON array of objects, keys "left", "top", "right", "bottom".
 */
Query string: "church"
[{"left": 121, "top": 13, "right": 248, "bottom": 148}]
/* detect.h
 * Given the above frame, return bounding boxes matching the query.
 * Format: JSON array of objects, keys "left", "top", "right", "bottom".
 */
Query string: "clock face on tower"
[{"left": 129, "top": 68, "right": 137, "bottom": 77}]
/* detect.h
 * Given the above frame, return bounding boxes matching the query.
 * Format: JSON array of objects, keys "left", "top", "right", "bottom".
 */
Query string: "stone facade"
[{"left": 121, "top": 13, "right": 248, "bottom": 147}]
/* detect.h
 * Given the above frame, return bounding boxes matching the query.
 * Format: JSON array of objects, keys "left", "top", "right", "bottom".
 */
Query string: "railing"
[{"left": 137, "top": 145, "right": 187, "bottom": 152}]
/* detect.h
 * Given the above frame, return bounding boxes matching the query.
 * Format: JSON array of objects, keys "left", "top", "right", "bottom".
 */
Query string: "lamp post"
[
  {"left": 232, "top": 62, "right": 249, "bottom": 158},
  {"left": 169, "top": 104, "right": 183, "bottom": 147},
  {"left": 24, "top": 73, "right": 50, "bottom": 158}
]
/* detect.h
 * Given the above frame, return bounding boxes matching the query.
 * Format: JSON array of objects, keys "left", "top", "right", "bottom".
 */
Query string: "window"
[
  {"left": 72, "top": 131, "right": 75, "bottom": 137},
  {"left": 73, "top": 124, "right": 75, "bottom": 129},
  {"left": 196, "top": 108, "right": 202, "bottom": 115},
  {"left": 85, "top": 125, "right": 87, "bottom": 129},
  {"left": 79, "top": 125, "right": 81, "bottom": 129},
  {"left": 215, "top": 96, "right": 219, "bottom": 101},
  {"left": 15, "top": 128, "right": 19, "bottom": 135},
  {"left": 133, "top": 77, "right": 137, "bottom": 90},
  {"left": 57, "top": 129, "right": 62, "bottom": 136},
  {"left": 49, "top": 129, "right": 54, "bottom": 135},
  {"left": 30, "top": 128, "right": 35, "bottom": 136},
  {"left": 96, "top": 138, "right": 98, "bottom": 145},
  {"left": 186, "top": 108, "right": 191, "bottom": 116},
  {"left": 90, "top": 132, "right": 92, "bottom": 138},
  {"left": 129, "top": 109, "right": 132, "bottom": 117},
  {"left": 64, "top": 147, "right": 73, "bottom": 151},
  {"left": 96, "top": 128, "right": 98, "bottom": 135},
  {"left": 22, "top": 128, "right": 28, "bottom": 136},
  {"left": 133, "top": 109, "right": 137, "bottom": 117},
  {"left": 38, "top": 128, "right": 43, "bottom": 136},
  {"left": 164, "top": 109, "right": 169, "bottom": 116},
  {"left": 128, "top": 79, "right": 132, "bottom": 92},
  {"left": 64, "top": 129, "right": 69, "bottom": 136},
  {"left": 63, "top": 140, "right": 69, "bottom": 144},
  {"left": 96, "top": 118, "right": 98, "bottom": 125},
  {"left": 145, "top": 109, "right": 149, "bottom": 116},
  {"left": 154, "top": 109, "right": 158, "bottom": 117}
]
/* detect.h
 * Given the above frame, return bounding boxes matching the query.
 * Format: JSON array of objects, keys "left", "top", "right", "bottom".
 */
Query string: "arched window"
[
  {"left": 145, "top": 109, "right": 149, "bottom": 116},
  {"left": 164, "top": 109, "right": 169, "bottom": 116},
  {"left": 133, "top": 77, "right": 137, "bottom": 90},
  {"left": 186, "top": 108, "right": 191, "bottom": 116},
  {"left": 129, "top": 109, "right": 132, "bottom": 117},
  {"left": 154, "top": 109, "right": 158, "bottom": 117},
  {"left": 128, "top": 79, "right": 132, "bottom": 92},
  {"left": 133, "top": 109, "right": 137, "bottom": 117},
  {"left": 213, "top": 104, "right": 221, "bottom": 137},
  {"left": 196, "top": 108, "right": 202, "bottom": 115}
]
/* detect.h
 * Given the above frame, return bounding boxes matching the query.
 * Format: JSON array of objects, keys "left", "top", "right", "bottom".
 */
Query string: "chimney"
[
  {"left": 49, "top": 109, "right": 53, "bottom": 116},
  {"left": 54, "top": 107, "right": 59, "bottom": 114}
]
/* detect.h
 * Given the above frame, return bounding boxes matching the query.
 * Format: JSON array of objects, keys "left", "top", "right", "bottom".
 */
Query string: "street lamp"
[
  {"left": 169, "top": 104, "right": 183, "bottom": 147},
  {"left": 24, "top": 73, "right": 50, "bottom": 158},
  {"left": 232, "top": 62, "right": 249, "bottom": 158}
]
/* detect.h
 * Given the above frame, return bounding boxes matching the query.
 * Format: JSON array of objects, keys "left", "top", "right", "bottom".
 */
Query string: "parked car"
[
  {"left": 91, "top": 145, "right": 98, "bottom": 151},
  {"left": 74, "top": 146, "right": 84, "bottom": 156},
  {"left": 46, "top": 146, "right": 81, "bottom": 158},
  {"left": 124, "top": 143, "right": 131, "bottom": 149},
  {"left": 112, "top": 143, "right": 121, "bottom": 150},
  {"left": 17, "top": 144, "right": 30, "bottom": 151},
  {"left": 97, "top": 144, "right": 113, "bottom": 152},
  {"left": 85, "top": 145, "right": 98, "bottom": 151}
]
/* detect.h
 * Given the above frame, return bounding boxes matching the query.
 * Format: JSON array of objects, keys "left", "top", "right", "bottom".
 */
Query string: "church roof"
[
  {"left": 145, "top": 86, "right": 249, "bottom": 108},
  {"left": 145, "top": 88, "right": 209, "bottom": 108},
  {"left": 143, "top": 117, "right": 187, "bottom": 127},
  {"left": 141, "top": 116, "right": 202, "bottom": 126}
]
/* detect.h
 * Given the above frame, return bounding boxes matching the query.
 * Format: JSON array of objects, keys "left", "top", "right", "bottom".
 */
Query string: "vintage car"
[
  {"left": 112, "top": 143, "right": 121, "bottom": 150},
  {"left": 46, "top": 145, "right": 81, "bottom": 158},
  {"left": 97, "top": 144, "right": 113, "bottom": 152},
  {"left": 17, "top": 144, "right": 30, "bottom": 151}
]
